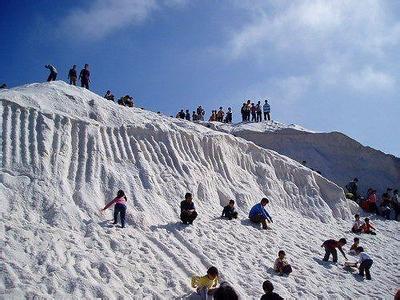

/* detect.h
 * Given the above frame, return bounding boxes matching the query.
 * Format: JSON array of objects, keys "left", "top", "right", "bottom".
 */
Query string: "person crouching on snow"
[
  {"left": 351, "top": 214, "right": 364, "bottom": 233},
  {"left": 249, "top": 198, "right": 273, "bottom": 229},
  {"left": 274, "top": 250, "right": 293, "bottom": 275},
  {"left": 355, "top": 247, "right": 373, "bottom": 280},
  {"left": 102, "top": 190, "right": 127, "bottom": 228},
  {"left": 221, "top": 200, "right": 238, "bottom": 220},
  {"left": 191, "top": 266, "right": 219, "bottom": 299},
  {"left": 321, "top": 238, "right": 347, "bottom": 263}
]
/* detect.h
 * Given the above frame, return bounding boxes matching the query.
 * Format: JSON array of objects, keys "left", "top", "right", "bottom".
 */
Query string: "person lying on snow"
[
  {"left": 249, "top": 198, "right": 273, "bottom": 230},
  {"left": 191, "top": 266, "right": 219, "bottom": 300},
  {"left": 351, "top": 214, "right": 364, "bottom": 233},
  {"left": 361, "top": 218, "right": 376, "bottom": 235},
  {"left": 101, "top": 190, "right": 127, "bottom": 228},
  {"left": 321, "top": 238, "right": 347, "bottom": 263},
  {"left": 180, "top": 192, "right": 198, "bottom": 225},
  {"left": 274, "top": 250, "right": 292, "bottom": 275},
  {"left": 221, "top": 200, "right": 238, "bottom": 220}
]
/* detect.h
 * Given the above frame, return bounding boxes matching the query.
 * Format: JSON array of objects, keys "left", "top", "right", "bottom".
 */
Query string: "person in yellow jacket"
[{"left": 191, "top": 266, "right": 219, "bottom": 299}]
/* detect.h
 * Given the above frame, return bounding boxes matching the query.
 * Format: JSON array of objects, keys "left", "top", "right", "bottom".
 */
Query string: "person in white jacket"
[
  {"left": 355, "top": 247, "right": 373, "bottom": 280},
  {"left": 263, "top": 100, "right": 271, "bottom": 121}
]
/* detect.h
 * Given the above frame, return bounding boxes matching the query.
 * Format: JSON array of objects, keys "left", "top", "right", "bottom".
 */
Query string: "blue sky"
[{"left": 1, "top": 0, "right": 399, "bottom": 156}]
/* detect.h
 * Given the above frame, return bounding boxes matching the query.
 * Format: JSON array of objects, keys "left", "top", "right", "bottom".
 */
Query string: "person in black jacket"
[
  {"left": 79, "top": 64, "right": 90, "bottom": 89},
  {"left": 261, "top": 280, "right": 283, "bottom": 300},
  {"left": 221, "top": 200, "right": 238, "bottom": 220},
  {"left": 180, "top": 192, "right": 198, "bottom": 225},
  {"left": 68, "top": 65, "right": 77, "bottom": 85}
]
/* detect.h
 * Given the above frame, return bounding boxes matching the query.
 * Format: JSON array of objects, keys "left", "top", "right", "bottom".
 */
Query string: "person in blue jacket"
[{"left": 249, "top": 198, "right": 273, "bottom": 229}]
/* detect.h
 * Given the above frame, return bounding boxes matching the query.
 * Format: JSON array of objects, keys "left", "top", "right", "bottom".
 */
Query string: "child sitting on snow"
[
  {"left": 274, "top": 250, "right": 292, "bottom": 275},
  {"left": 191, "top": 266, "right": 219, "bottom": 299},
  {"left": 349, "top": 237, "right": 360, "bottom": 255},
  {"left": 351, "top": 214, "right": 364, "bottom": 233},
  {"left": 361, "top": 218, "right": 376, "bottom": 235},
  {"left": 355, "top": 247, "right": 373, "bottom": 280},
  {"left": 261, "top": 280, "right": 283, "bottom": 300},
  {"left": 221, "top": 200, "right": 238, "bottom": 220}
]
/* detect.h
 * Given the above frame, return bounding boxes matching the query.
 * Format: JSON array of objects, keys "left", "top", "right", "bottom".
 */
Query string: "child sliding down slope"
[{"left": 191, "top": 266, "right": 219, "bottom": 300}]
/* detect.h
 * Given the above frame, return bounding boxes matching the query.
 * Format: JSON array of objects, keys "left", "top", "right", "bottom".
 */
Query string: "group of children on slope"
[
  {"left": 191, "top": 266, "right": 285, "bottom": 300},
  {"left": 351, "top": 214, "right": 376, "bottom": 235},
  {"left": 321, "top": 214, "right": 377, "bottom": 281}
]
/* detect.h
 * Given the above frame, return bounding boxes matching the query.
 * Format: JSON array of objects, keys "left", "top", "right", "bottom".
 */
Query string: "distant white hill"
[
  {"left": 0, "top": 82, "right": 398, "bottom": 299},
  {"left": 203, "top": 121, "right": 400, "bottom": 197}
]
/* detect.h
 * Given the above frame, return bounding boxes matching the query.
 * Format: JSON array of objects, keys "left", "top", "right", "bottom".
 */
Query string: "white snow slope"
[
  {"left": 204, "top": 122, "right": 400, "bottom": 197},
  {"left": 1, "top": 82, "right": 399, "bottom": 299}
]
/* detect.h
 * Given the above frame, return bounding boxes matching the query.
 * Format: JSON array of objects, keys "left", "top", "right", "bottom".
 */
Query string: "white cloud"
[
  {"left": 225, "top": 0, "right": 400, "bottom": 94},
  {"left": 60, "top": 0, "right": 185, "bottom": 40},
  {"left": 348, "top": 67, "right": 396, "bottom": 92}
]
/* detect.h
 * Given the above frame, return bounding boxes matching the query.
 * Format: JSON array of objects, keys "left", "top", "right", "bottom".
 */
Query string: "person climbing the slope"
[
  {"left": 79, "top": 63, "right": 91, "bottom": 89},
  {"left": 361, "top": 218, "right": 376, "bottom": 235},
  {"left": 45, "top": 64, "right": 58, "bottom": 82},
  {"left": 351, "top": 214, "right": 364, "bottom": 233},
  {"left": 274, "top": 250, "right": 292, "bottom": 275},
  {"left": 345, "top": 178, "right": 359, "bottom": 201},
  {"left": 261, "top": 280, "right": 283, "bottom": 300},
  {"left": 221, "top": 200, "right": 238, "bottom": 220},
  {"left": 191, "top": 266, "right": 219, "bottom": 299},
  {"left": 249, "top": 198, "right": 273, "bottom": 230},
  {"left": 68, "top": 64, "right": 77, "bottom": 85},
  {"left": 101, "top": 190, "right": 128, "bottom": 228},
  {"left": 263, "top": 99, "right": 271, "bottom": 121},
  {"left": 180, "top": 192, "right": 198, "bottom": 225},
  {"left": 321, "top": 238, "right": 347, "bottom": 263}
]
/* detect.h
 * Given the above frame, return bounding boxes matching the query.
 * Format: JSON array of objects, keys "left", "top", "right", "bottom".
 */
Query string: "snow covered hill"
[
  {"left": 204, "top": 121, "right": 400, "bottom": 197},
  {"left": 1, "top": 82, "right": 399, "bottom": 299}
]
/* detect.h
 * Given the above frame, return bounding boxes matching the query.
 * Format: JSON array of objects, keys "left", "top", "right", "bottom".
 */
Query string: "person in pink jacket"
[{"left": 102, "top": 190, "right": 127, "bottom": 228}]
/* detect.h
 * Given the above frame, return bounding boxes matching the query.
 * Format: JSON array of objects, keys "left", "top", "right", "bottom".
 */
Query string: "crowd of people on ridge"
[
  {"left": 101, "top": 189, "right": 386, "bottom": 299},
  {"left": 345, "top": 178, "right": 399, "bottom": 221},
  {"left": 46, "top": 64, "right": 91, "bottom": 89}
]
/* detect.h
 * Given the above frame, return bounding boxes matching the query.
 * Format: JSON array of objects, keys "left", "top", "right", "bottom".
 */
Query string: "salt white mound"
[
  {"left": 205, "top": 121, "right": 400, "bottom": 196},
  {"left": 1, "top": 82, "right": 398, "bottom": 299}
]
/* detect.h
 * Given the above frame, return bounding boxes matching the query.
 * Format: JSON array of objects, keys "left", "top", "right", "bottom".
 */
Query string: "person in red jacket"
[
  {"left": 321, "top": 238, "right": 347, "bottom": 262},
  {"left": 361, "top": 218, "right": 376, "bottom": 235},
  {"left": 102, "top": 190, "right": 127, "bottom": 228}
]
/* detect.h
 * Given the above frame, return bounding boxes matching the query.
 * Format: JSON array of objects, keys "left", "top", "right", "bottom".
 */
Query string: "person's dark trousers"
[
  {"left": 241, "top": 113, "right": 245, "bottom": 122},
  {"left": 257, "top": 112, "right": 262, "bottom": 122},
  {"left": 323, "top": 248, "right": 338, "bottom": 262},
  {"left": 266, "top": 112, "right": 271, "bottom": 120},
  {"left": 47, "top": 72, "right": 57, "bottom": 82},
  {"left": 246, "top": 111, "right": 250, "bottom": 121},
  {"left": 114, "top": 203, "right": 127, "bottom": 228},
  {"left": 359, "top": 259, "right": 373, "bottom": 280},
  {"left": 81, "top": 80, "right": 89, "bottom": 89},
  {"left": 70, "top": 77, "right": 77, "bottom": 85},
  {"left": 180, "top": 211, "right": 198, "bottom": 224},
  {"left": 352, "top": 228, "right": 362, "bottom": 233},
  {"left": 250, "top": 214, "right": 267, "bottom": 228},
  {"left": 251, "top": 113, "right": 256, "bottom": 122},
  {"left": 225, "top": 211, "right": 238, "bottom": 220}
]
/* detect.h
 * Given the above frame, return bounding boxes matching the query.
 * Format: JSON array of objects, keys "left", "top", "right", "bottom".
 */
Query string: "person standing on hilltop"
[
  {"left": 68, "top": 65, "right": 77, "bottom": 86},
  {"left": 45, "top": 64, "right": 58, "bottom": 82},
  {"left": 256, "top": 101, "right": 262, "bottom": 122},
  {"left": 101, "top": 190, "right": 128, "bottom": 228},
  {"left": 263, "top": 99, "right": 271, "bottom": 121},
  {"left": 79, "top": 64, "right": 91, "bottom": 89},
  {"left": 180, "top": 192, "right": 198, "bottom": 225}
]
